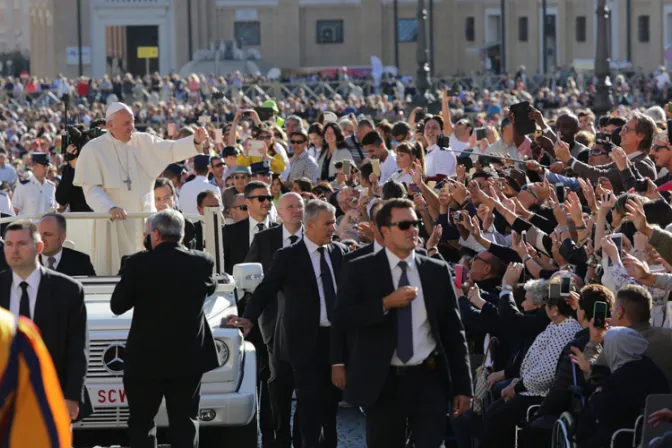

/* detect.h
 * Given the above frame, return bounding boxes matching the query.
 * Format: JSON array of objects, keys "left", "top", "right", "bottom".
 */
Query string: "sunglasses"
[
  {"left": 232, "top": 204, "right": 248, "bottom": 211},
  {"left": 212, "top": 163, "right": 224, "bottom": 168},
  {"left": 258, "top": 135, "right": 272, "bottom": 140},
  {"left": 590, "top": 149, "right": 609, "bottom": 156},
  {"left": 389, "top": 220, "right": 422, "bottom": 230},
  {"left": 248, "top": 195, "right": 274, "bottom": 202},
  {"left": 291, "top": 140, "right": 307, "bottom": 145}
]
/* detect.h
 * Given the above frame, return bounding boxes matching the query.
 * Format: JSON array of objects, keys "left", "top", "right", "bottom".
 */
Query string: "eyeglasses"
[
  {"left": 212, "top": 163, "right": 224, "bottom": 168},
  {"left": 258, "top": 135, "right": 272, "bottom": 140},
  {"left": 590, "top": 149, "right": 609, "bottom": 156},
  {"left": 621, "top": 125, "right": 635, "bottom": 134},
  {"left": 389, "top": 220, "right": 422, "bottom": 230},
  {"left": 232, "top": 204, "right": 248, "bottom": 211},
  {"left": 248, "top": 195, "right": 274, "bottom": 202},
  {"left": 291, "top": 140, "right": 307, "bottom": 145},
  {"left": 653, "top": 145, "right": 670, "bottom": 152},
  {"left": 233, "top": 175, "right": 249, "bottom": 180}
]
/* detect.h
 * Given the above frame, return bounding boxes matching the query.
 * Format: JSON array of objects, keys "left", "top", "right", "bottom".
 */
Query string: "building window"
[
  {"left": 638, "top": 15, "right": 650, "bottom": 42},
  {"left": 234, "top": 21, "right": 261, "bottom": 46},
  {"left": 316, "top": 20, "right": 344, "bottom": 44},
  {"left": 398, "top": 18, "right": 418, "bottom": 43},
  {"left": 518, "top": 17, "right": 528, "bottom": 41},
  {"left": 465, "top": 17, "right": 475, "bottom": 42},
  {"left": 576, "top": 16, "right": 586, "bottom": 42}
]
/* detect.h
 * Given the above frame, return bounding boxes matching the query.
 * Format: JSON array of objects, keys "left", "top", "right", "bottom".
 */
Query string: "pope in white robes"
[{"left": 73, "top": 102, "right": 207, "bottom": 275}]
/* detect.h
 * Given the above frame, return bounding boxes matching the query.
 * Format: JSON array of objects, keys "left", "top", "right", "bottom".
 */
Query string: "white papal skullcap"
[{"left": 105, "top": 102, "right": 134, "bottom": 121}]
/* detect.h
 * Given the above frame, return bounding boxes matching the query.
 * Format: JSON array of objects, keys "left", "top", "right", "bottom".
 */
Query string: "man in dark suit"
[
  {"left": 223, "top": 180, "right": 277, "bottom": 446},
  {"left": 231, "top": 199, "right": 347, "bottom": 448},
  {"left": 0, "top": 240, "right": 8, "bottom": 271},
  {"left": 245, "top": 192, "right": 304, "bottom": 448},
  {"left": 1, "top": 220, "right": 89, "bottom": 423},
  {"left": 111, "top": 209, "right": 219, "bottom": 448},
  {"left": 223, "top": 180, "right": 276, "bottom": 275},
  {"left": 38, "top": 213, "right": 96, "bottom": 276},
  {"left": 333, "top": 198, "right": 473, "bottom": 448}
]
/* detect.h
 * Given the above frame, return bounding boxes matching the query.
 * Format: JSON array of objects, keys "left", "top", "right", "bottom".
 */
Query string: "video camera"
[{"left": 62, "top": 124, "right": 107, "bottom": 161}]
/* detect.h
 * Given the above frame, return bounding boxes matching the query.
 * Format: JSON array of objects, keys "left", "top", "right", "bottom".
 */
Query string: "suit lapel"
[
  {"left": 0, "top": 270, "right": 11, "bottom": 310},
  {"left": 298, "top": 241, "right": 320, "bottom": 298},
  {"left": 33, "top": 267, "right": 52, "bottom": 330},
  {"left": 376, "top": 249, "right": 396, "bottom": 300},
  {"left": 271, "top": 226, "right": 283, "bottom": 252}
]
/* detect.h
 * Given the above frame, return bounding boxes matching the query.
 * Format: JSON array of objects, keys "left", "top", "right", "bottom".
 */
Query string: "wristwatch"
[{"left": 502, "top": 285, "right": 513, "bottom": 292}]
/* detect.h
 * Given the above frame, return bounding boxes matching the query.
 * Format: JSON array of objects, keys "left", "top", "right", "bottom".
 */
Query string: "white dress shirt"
[
  {"left": 249, "top": 215, "right": 271, "bottom": 247},
  {"left": 40, "top": 249, "right": 63, "bottom": 270},
  {"left": 178, "top": 175, "right": 220, "bottom": 216},
  {"left": 304, "top": 236, "right": 337, "bottom": 327},
  {"left": 12, "top": 176, "right": 57, "bottom": 216},
  {"left": 373, "top": 240, "right": 385, "bottom": 254},
  {"left": 9, "top": 267, "right": 42, "bottom": 320},
  {"left": 378, "top": 151, "right": 398, "bottom": 184},
  {"left": 385, "top": 248, "right": 437, "bottom": 366},
  {"left": 282, "top": 226, "right": 303, "bottom": 247}
]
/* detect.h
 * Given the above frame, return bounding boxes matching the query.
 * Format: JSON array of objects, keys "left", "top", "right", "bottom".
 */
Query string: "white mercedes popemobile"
[{"left": 1, "top": 209, "right": 262, "bottom": 447}]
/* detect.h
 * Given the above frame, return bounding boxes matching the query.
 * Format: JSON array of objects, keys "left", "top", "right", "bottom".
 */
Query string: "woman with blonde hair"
[{"left": 387, "top": 141, "right": 425, "bottom": 187}]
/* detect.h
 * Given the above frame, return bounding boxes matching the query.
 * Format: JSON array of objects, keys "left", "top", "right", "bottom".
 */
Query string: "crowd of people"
[{"left": 5, "top": 66, "right": 672, "bottom": 448}]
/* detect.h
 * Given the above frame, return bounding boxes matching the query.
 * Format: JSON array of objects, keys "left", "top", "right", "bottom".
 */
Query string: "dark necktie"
[
  {"left": 19, "top": 281, "right": 30, "bottom": 319},
  {"left": 396, "top": 261, "right": 414, "bottom": 363},
  {"left": 47, "top": 257, "right": 56, "bottom": 270},
  {"left": 289, "top": 235, "right": 299, "bottom": 244},
  {"left": 317, "top": 247, "right": 336, "bottom": 319},
  {"left": 256, "top": 223, "right": 266, "bottom": 233}
]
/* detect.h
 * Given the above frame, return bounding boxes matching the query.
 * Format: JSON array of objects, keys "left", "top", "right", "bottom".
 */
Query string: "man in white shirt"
[
  {"left": 0, "top": 149, "right": 17, "bottom": 186},
  {"left": 13, "top": 153, "right": 57, "bottom": 216},
  {"left": 361, "top": 131, "right": 397, "bottom": 184},
  {"left": 178, "top": 154, "right": 220, "bottom": 216}
]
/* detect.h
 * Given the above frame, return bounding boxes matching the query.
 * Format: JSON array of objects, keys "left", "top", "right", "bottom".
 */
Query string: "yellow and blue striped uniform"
[{"left": 0, "top": 308, "right": 72, "bottom": 447}]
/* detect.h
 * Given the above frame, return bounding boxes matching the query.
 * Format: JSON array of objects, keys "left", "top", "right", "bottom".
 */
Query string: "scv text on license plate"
[{"left": 91, "top": 387, "right": 127, "bottom": 407}]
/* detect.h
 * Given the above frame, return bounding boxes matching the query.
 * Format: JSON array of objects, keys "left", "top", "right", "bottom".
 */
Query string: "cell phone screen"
[
  {"left": 555, "top": 183, "right": 566, "bottom": 204},
  {"left": 611, "top": 234, "right": 623, "bottom": 255},
  {"left": 476, "top": 128, "right": 486, "bottom": 141},
  {"left": 455, "top": 265, "right": 464, "bottom": 289},
  {"left": 549, "top": 283, "right": 561, "bottom": 300},
  {"left": 343, "top": 160, "right": 352, "bottom": 176},
  {"left": 560, "top": 277, "right": 571, "bottom": 297},
  {"left": 593, "top": 301, "right": 609, "bottom": 329},
  {"left": 521, "top": 231, "right": 528, "bottom": 245}
]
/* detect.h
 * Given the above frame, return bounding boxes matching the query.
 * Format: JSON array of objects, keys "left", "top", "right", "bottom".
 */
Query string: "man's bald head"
[
  {"left": 278, "top": 192, "right": 304, "bottom": 227},
  {"left": 557, "top": 114, "right": 580, "bottom": 144}
]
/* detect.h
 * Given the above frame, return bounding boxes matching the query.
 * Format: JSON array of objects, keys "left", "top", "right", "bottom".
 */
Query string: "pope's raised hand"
[{"left": 194, "top": 126, "right": 208, "bottom": 145}]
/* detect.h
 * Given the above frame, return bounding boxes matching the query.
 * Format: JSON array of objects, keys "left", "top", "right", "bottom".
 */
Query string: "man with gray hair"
[
  {"left": 231, "top": 199, "right": 347, "bottom": 448},
  {"left": 73, "top": 102, "right": 209, "bottom": 275},
  {"left": 111, "top": 208, "right": 218, "bottom": 448}
]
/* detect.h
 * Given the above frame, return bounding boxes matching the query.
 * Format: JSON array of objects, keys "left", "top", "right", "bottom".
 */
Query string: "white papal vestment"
[{"left": 73, "top": 132, "right": 199, "bottom": 275}]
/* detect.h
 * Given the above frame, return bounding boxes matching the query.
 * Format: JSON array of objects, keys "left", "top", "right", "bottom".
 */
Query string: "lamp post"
[
  {"left": 592, "top": 0, "right": 613, "bottom": 116},
  {"left": 414, "top": 0, "right": 431, "bottom": 103}
]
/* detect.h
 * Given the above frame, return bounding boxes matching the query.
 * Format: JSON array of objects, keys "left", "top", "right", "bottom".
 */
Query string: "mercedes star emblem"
[{"left": 101, "top": 343, "right": 125, "bottom": 374}]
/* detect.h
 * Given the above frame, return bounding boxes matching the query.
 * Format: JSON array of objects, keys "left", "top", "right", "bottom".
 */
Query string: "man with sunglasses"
[
  {"left": 178, "top": 154, "right": 220, "bottom": 216},
  {"left": 229, "top": 193, "right": 249, "bottom": 223},
  {"left": 555, "top": 112, "right": 657, "bottom": 193},
  {"left": 333, "top": 198, "right": 472, "bottom": 448},
  {"left": 208, "top": 155, "right": 227, "bottom": 193},
  {"left": 645, "top": 130, "right": 672, "bottom": 186},
  {"left": 222, "top": 165, "right": 251, "bottom": 213},
  {"left": 288, "top": 130, "right": 318, "bottom": 183}
]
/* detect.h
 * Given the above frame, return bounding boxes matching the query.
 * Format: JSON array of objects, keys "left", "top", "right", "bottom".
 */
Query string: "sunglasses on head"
[
  {"left": 389, "top": 220, "right": 422, "bottom": 230},
  {"left": 248, "top": 195, "right": 274, "bottom": 202}
]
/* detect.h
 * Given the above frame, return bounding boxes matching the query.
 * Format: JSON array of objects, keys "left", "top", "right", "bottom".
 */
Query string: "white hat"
[{"left": 105, "top": 102, "right": 133, "bottom": 121}]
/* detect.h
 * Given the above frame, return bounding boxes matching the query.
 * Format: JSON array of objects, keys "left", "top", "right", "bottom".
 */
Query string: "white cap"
[{"left": 105, "top": 102, "right": 133, "bottom": 121}]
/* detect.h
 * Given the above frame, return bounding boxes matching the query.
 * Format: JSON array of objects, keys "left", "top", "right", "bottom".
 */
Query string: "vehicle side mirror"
[{"left": 233, "top": 263, "right": 264, "bottom": 293}]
